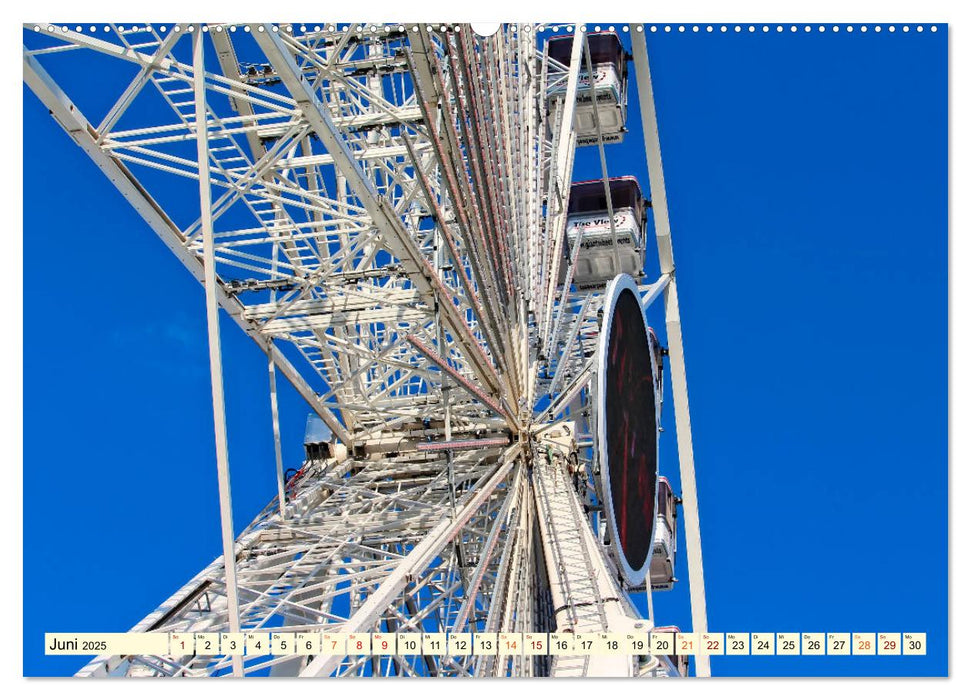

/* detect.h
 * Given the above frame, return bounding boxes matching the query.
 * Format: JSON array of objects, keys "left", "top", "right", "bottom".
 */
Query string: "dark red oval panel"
[{"left": 604, "top": 287, "right": 658, "bottom": 574}]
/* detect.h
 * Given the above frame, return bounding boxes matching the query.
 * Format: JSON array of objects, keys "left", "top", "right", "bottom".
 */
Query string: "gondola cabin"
[
  {"left": 650, "top": 476, "right": 678, "bottom": 591},
  {"left": 546, "top": 31, "right": 629, "bottom": 145},
  {"left": 562, "top": 177, "right": 647, "bottom": 289},
  {"left": 304, "top": 413, "right": 334, "bottom": 461}
]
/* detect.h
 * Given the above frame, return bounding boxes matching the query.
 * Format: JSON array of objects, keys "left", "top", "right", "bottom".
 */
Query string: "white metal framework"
[{"left": 24, "top": 21, "right": 709, "bottom": 678}]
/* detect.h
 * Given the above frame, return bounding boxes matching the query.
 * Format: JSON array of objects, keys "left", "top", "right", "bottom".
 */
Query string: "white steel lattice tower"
[{"left": 24, "top": 21, "right": 710, "bottom": 677}]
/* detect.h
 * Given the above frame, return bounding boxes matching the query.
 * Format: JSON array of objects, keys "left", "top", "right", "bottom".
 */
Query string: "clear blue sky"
[{"left": 23, "top": 25, "right": 947, "bottom": 677}]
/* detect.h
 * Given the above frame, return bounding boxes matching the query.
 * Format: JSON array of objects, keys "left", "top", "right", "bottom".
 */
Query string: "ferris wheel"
[{"left": 24, "top": 21, "right": 709, "bottom": 678}]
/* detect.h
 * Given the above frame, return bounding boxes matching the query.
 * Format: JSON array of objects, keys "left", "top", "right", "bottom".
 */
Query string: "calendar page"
[{"left": 21, "top": 0, "right": 948, "bottom": 682}]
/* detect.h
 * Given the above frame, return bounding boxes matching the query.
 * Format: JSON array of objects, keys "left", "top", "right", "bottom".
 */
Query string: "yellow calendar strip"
[
  {"left": 752, "top": 633, "right": 775, "bottom": 655},
  {"left": 45, "top": 633, "right": 169, "bottom": 656},
  {"left": 853, "top": 633, "right": 876, "bottom": 656},
  {"left": 903, "top": 633, "right": 927, "bottom": 655},
  {"left": 44, "top": 631, "right": 928, "bottom": 657},
  {"left": 878, "top": 632, "right": 902, "bottom": 655}
]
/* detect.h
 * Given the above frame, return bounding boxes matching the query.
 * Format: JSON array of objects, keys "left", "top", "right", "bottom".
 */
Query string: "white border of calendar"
[{"left": 7, "top": 0, "right": 961, "bottom": 697}]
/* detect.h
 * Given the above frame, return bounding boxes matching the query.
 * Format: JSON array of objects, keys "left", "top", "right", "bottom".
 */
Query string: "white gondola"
[
  {"left": 546, "top": 31, "right": 629, "bottom": 145},
  {"left": 562, "top": 177, "right": 647, "bottom": 289},
  {"left": 650, "top": 476, "right": 679, "bottom": 591}
]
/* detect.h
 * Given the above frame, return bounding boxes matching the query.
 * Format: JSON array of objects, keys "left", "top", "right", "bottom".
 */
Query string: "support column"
[
  {"left": 193, "top": 28, "right": 244, "bottom": 677},
  {"left": 268, "top": 352, "right": 287, "bottom": 518},
  {"left": 632, "top": 26, "right": 711, "bottom": 678}
]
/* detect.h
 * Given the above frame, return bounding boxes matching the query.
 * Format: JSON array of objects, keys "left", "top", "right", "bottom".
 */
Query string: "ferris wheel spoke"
[{"left": 254, "top": 27, "right": 505, "bottom": 403}]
